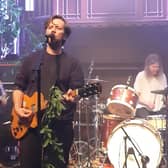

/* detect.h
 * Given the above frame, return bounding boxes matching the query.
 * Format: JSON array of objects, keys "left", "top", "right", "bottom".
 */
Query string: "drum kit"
[{"left": 69, "top": 77, "right": 168, "bottom": 168}]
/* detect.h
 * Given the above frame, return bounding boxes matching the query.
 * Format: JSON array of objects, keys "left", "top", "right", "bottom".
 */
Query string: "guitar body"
[
  {"left": 11, "top": 83, "right": 101, "bottom": 139},
  {"left": 11, "top": 92, "right": 46, "bottom": 139}
]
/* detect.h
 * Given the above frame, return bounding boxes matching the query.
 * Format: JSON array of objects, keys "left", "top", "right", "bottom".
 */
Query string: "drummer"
[{"left": 133, "top": 53, "right": 167, "bottom": 118}]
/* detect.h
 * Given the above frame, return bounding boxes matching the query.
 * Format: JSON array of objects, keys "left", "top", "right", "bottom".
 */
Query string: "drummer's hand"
[
  {"left": 14, "top": 107, "right": 33, "bottom": 118},
  {"left": 63, "top": 89, "right": 75, "bottom": 102},
  {"left": 147, "top": 103, "right": 155, "bottom": 110}
]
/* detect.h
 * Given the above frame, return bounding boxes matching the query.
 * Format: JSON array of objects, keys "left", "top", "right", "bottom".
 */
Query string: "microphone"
[
  {"left": 45, "top": 34, "right": 55, "bottom": 43},
  {"left": 141, "top": 155, "right": 150, "bottom": 163}
]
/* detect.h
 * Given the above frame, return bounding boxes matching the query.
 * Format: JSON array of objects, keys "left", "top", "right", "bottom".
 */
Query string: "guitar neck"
[
  {"left": 70, "top": 83, "right": 101, "bottom": 98},
  {"left": 71, "top": 89, "right": 78, "bottom": 97}
]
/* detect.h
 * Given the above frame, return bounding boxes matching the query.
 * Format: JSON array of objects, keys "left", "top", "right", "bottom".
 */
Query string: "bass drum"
[{"left": 107, "top": 119, "right": 163, "bottom": 168}]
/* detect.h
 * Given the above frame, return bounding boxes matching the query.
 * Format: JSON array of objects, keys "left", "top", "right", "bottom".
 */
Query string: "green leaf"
[{"left": 41, "top": 86, "right": 65, "bottom": 167}]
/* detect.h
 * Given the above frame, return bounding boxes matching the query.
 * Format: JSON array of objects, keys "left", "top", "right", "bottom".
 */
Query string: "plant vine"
[{"left": 40, "top": 86, "right": 65, "bottom": 168}]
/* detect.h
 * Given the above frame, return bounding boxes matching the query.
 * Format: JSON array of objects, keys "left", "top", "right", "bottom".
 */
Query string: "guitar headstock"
[{"left": 78, "top": 83, "right": 102, "bottom": 98}]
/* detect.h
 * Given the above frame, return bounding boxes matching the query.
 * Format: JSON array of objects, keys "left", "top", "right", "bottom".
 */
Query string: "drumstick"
[{"left": 152, "top": 94, "right": 157, "bottom": 109}]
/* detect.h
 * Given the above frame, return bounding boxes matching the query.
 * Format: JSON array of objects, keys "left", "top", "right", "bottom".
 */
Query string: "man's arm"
[{"left": 13, "top": 89, "right": 33, "bottom": 118}]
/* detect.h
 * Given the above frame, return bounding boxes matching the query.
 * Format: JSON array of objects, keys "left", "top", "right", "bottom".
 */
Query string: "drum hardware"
[
  {"left": 146, "top": 114, "right": 166, "bottom": 131},
  {"left": 94, "top": 94, "right": 103, "bottom": 156},
  {"left": 151, "top": 87, "right": 168, "bottom": 95},
  {"left": 126, "top": 75, "right": 132, "bottom": 86},
  {"left": 76, "top": 98, "right": 92, "bottom": 168},
  {"left": 85, "top": 78, "right": 109, "bottom": 83},
  {"left": 85, "top": 63, "right": 104, "bottom": 161},
  {"left": 107, "top": 84, "right": 138, "bottom": 119},
  {"left": 70, "top": 84, "right": 105, "bottom": 167},
  {"left": 85, "top": 97, "right": 94, "bottom": 168},
  {"left": 85, "top": 60, "right": 94, "bottom": 85},
  {"left": 71, "top": 97, "right": 99, "bottom": 168},
  {"left": 1, "top": 82, "right": 14, "bottom": 85},
  {"left": 76, "top": 99, "right": 83, "bottom": 167},
  {"left": 151, "top": 87, "right": 168, "bottom": 165},
  {"left": 86, "top": 75, "right": 104, "bottom": 160},
  {"left": 5, "top": 89, "right": 13, "bottom": 93},
  {"left": 121, "top": 127, "right": 149, "bottom": 168}
]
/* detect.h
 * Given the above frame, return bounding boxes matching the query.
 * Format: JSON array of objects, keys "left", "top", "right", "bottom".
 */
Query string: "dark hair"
[{"left": 44, "top": 15, "right": 71, "bottom": 39}]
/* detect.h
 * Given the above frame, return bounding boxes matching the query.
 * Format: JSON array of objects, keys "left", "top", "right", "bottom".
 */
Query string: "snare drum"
[
  {"left": 101, "top": 114, "right": 123, "bottom": 149},
  {"left": 146, "top": 115, "right": 166, "bottom": 131},
  {"left": 107, "top": 119, "right": 163, "bottom": 168},
  {"left": 107, "top": 85, "right": 138, "bottom": 119}
]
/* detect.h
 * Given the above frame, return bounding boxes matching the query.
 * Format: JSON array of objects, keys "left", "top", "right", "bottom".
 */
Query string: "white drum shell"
[{"left": 107, "top": 119, "right": 163, "bottom": 168}]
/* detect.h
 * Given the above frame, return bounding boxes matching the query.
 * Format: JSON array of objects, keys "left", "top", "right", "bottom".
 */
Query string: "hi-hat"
[
  {"left": 151, "top": 87, "right": 168, "bottom": 95},
  {"left": 85, "top": 78, "right": 108, "bottom": 82}
]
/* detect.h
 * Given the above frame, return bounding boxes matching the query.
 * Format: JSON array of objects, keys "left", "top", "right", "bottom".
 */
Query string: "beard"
[{"left": 45, "top": 34, "right": 63, "bottom": 50}]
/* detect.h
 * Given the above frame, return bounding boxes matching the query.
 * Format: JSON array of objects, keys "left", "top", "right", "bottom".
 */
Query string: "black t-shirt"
[{"left": 14, "top": 49, "right": 84, "bottom": 120}]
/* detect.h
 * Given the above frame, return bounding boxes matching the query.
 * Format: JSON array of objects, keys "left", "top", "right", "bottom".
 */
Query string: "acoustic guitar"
[{"left": 11, "top": 83, "right": 102, "bottom": 139}]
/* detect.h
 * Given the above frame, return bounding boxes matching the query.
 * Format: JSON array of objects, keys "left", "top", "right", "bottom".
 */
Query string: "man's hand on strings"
[
  {"left": 63, "top": 89, "right": 75, "bottom": 102},
  {"left": 15, "top": 107, "right": 33, "bottom": 118}
]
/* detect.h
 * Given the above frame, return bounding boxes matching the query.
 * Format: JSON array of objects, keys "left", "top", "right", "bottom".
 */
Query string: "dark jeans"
[
  {"left": 45, "top": 120, "right": 74, "bottom": 168},
  {"left": 19, "top": 128, "right": 42, "bottom": 168}
]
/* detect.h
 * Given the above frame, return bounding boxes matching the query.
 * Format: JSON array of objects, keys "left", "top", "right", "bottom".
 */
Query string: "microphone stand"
[
  {"left": 121, "top": 127, "right": 149, "bottom": 168},
  {"left": 32, "top": 52, "right": 44, "bottom": 126}
]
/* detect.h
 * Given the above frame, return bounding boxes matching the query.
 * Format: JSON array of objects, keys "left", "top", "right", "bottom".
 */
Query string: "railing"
[{"left": 23, "top": 0, "right": 168, "bottom": 24}]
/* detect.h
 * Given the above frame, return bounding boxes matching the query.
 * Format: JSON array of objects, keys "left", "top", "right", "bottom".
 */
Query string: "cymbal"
[
  {"left": 85, "top": 78, "right": 108, "bottom": 82},
  {"left": 1, "top": 82, "right": 14, "bottom": 85},
  {"left": 151, "top": 87, "right": 168, "bottom": 95}
]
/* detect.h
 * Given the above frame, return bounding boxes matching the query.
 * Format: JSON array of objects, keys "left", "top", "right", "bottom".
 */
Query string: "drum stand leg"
[
  {"left": 99, "top": 150, "right": 109, "bottom": 168},
  {"left": 121, "top": 127, "right": 149, "bottom": 168},
  {"left": 94, "top": 97, "right": 100, "bottom": 157}
]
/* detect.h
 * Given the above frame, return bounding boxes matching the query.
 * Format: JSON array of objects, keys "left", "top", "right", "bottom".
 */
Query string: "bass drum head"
[{"left": 107, "top": 119, "right": 162, "bottom": 168}]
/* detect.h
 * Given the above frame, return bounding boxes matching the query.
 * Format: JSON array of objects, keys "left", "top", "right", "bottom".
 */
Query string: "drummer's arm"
[{"left": 136, "top": 92, "right": 155, "bottom": 110}]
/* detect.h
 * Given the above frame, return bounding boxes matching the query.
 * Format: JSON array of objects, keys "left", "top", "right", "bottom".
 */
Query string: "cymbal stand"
[
  {"left": 90, "top": 75, "right": 105, "bottom": 166},
  {"left": 85, "top": 97, "right": 93, "bottom": 168},
  {"left": 76, "top": 98, "right": 83, "bottom": 167},
  {"left": 86, "top": 60, "right": 94, "bottom": 85},
  {"left": 75, "top": 98, "right": 93, "bottom": 167},
  {"left": 93, "top": 94, "right": 102, "bottom": 157},
  {"left": 77, "top": 61, "right": 94, "bottom": 168}
]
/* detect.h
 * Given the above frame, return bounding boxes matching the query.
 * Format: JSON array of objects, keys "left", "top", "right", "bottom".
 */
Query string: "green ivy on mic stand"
[{"left": 40, "top": 86, "right": 65, "bottom": 168}]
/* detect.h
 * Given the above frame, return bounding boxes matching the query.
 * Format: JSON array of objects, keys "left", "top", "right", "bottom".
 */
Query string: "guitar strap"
[{"left": 55, "top": 54, "right": 60, "bottom": 88}]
